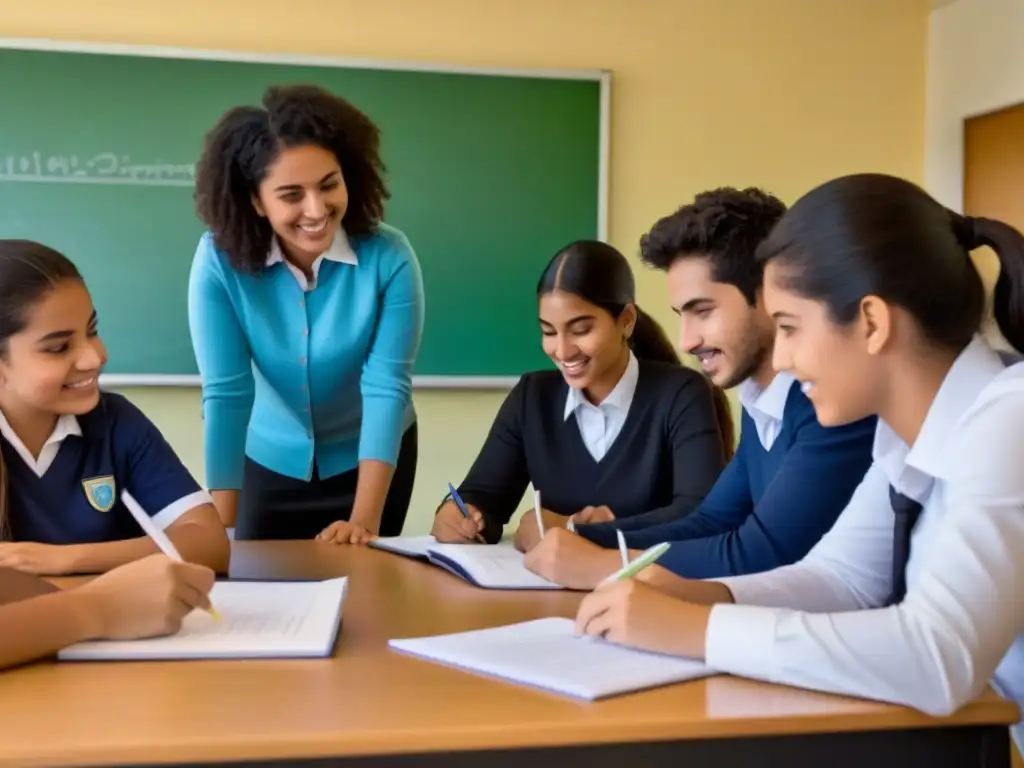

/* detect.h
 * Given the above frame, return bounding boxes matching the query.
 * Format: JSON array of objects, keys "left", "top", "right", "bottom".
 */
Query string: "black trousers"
[{"left": 233, "top": 423, "right": 418, "bottom": 541}]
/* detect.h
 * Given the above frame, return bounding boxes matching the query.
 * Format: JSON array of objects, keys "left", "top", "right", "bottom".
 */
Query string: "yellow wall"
[{"left": 0, "top": 0, "right": 928, "bottom": 534}]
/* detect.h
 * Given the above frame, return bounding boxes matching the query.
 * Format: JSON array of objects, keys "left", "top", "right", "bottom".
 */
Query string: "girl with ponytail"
[
  {"left": 574, "top": 173, "right": 1024, "bottom": 757},
  {"left": 432, "top": 240, "right": 732, "bottom": 550}
]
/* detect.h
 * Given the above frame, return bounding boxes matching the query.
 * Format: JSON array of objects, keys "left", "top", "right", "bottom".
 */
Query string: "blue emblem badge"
[{"left": 82, "top": 476, "right": 116, "bottom": 512}]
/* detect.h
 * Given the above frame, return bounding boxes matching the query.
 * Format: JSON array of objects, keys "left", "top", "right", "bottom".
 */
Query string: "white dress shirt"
[
  {"left": 265, "top": 226, "right": 358, "bottom": 292},
  {"left": 564, "top": 351, "right": 639, "bottom": 462},
  {"left": 704, "top": 336, "right": 1024, "bottom": 750},
  {"left": 736, "top": 371, "right": 796, "bottom": 450}
]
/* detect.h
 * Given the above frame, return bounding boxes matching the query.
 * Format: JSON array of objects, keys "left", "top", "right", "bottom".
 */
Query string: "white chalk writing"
[{"left": 0, "top": 152, "right": 195, "bottom": 187}]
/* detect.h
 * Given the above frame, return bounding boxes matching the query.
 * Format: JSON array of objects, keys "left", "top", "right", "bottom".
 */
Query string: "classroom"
[{"left": 0, "top": 0, "right": 1023, "bottom": 765}]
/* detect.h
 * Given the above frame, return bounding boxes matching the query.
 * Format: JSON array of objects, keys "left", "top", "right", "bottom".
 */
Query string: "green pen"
[{"left": 599, "top": 541, "right": 671, "bottom": 586}]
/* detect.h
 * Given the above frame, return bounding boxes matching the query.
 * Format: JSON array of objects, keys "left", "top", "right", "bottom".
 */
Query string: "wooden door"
[{"left": 963, "top": 102, "right": 1024, "bottom": 304}]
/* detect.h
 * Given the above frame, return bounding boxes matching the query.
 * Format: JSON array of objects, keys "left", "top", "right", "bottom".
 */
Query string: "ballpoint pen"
[
  {"left": 599, "top": 542, "right": 671, "bottom": 586},
  {"left": 616, "top": 529, "right": 629, "bottom": 568}
]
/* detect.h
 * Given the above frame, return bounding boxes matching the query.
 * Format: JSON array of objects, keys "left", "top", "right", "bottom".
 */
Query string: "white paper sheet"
[
  {"left": 58, "top": 577, "right": 348, "bottom": 661},
  {"left": 390, "top": 616, "right": 715, "bottom": 699}
]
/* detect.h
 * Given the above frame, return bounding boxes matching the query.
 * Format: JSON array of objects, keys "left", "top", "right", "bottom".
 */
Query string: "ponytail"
[
  {"left": 631, "top": 307, "right": 735, "bottom": 460},
  {"left": 951, "top": 213, "right": 1024, "bottom": 353}
]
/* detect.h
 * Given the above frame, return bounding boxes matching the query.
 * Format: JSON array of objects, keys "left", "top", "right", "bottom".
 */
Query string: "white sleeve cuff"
[
  {"left": 705, "top": 602, "right": 782, "bottom": 681},
  {"left": 714, "top": 572, "right": 793, "bottom": 607},
  {"left": 151, "top": 490, "right": 214, "bottom": 530}
]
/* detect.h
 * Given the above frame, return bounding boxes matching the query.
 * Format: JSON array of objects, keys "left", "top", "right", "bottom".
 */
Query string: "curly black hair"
[
  {"left": 639, "top": 187, "right": 787, "bottom": 305},
  {"left": 194, "top": 84, "right": 389, "bottom": 273}
]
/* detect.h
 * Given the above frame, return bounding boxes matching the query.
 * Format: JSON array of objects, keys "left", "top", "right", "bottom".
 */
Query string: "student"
[
  {"left": 574, "top": 173, "right": 1024, "bottom": 752},
  {"left": 189, "top": 84, "right": 425, "bottom": 543},
  {"left": 0, "top": 554, "right": 214, "bottom": 670},
  {"left": 430, "top": 239, "right": 733, "bottom": 549},
  {"left": 524, "top": 188, "right": 877, "bottom": 588},
  {"left": 0, "top": 240, "right": 229, "bottom": 576}
]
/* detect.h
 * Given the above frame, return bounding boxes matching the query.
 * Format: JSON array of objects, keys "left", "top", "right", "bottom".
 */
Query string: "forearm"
[
  {"left": 350, "top": 460, "right": 395, "bottom": 532},
  {"left": 65, "top": 538, "right": 159, "bottom": 574},
  {"left": 0, "top": 590, "right": 101, "bottom": 670},
  {"left": 638, "top": 565, "right": 736, "bottom": 604},
  {"left": 67, "top": 523, "right": 229, "bottom": 576}
]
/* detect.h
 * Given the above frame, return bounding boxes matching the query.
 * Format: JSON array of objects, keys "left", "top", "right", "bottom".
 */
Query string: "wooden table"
[{"left": 0, "top": 541, "right": 1016, "bottom": 767}]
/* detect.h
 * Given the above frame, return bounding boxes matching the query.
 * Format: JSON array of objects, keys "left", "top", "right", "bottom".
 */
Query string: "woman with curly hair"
[{"left": 188, "top": 84, "right": 424, "bottom": 544}]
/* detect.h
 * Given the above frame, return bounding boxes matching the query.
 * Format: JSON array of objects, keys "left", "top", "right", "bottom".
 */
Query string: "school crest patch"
[{"left": 82, "top": 476, "right": 116, "bottom": 513}]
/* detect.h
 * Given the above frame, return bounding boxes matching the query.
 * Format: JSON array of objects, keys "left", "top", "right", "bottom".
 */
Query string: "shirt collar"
[
  {"left": 0, "top": 408, "right": 81, "bottom": 473},
  {"left": 873, "top": 335, "right": 1007, "bottom": 499},
  {"left": 564, "top": 351, "right": 640, "bottom": 420},
  {"left": 737, "top": 371, "right": 795, "bottom": 423},
  {"left": 265, "top": 225, "right": 358, "bottom": 269}
]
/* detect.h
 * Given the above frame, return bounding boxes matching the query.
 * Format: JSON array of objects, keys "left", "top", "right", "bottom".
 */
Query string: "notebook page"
[
  {"left": 389, "top": 617, "right": 714, "bottom": 700},
  {"left": 58, "top": 578, "right": 347, "bottom": 661},
  {"left": 368, "top": 535, "right": 437, "bottom": 559},
  {"left": 427, "top": 543, "right": 562, "bottom": 590}
]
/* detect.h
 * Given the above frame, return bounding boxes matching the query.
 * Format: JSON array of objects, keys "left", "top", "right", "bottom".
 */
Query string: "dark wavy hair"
[
  {"left": 194, "top": 84, "right": 389, "bottom": 273},
  {"left": 538, "top": 240, "right": 735, "bottom": 455},
  {"left": 640, "top": 187, "right": 787, "bottom": 304}
]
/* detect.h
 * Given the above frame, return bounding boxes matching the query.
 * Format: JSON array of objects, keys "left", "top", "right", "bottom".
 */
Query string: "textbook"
[
  {"left": 58, "top": 578, "right": 348, "bottom": 661},
  {"left": 369, "top": 536, "right": 561, "bottom": 590},
  {"left": 390, "top": 617, "right": 715, "bottom": 700}
]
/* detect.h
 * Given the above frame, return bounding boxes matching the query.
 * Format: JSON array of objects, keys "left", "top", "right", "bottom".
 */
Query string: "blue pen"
[{"left": 448, "top": 482, "right": 471, "bottom": 518}]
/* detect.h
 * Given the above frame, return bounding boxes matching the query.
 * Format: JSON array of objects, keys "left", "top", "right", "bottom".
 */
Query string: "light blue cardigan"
[{"left": 187, "top": 223, "right": 424, "bottom": 489}]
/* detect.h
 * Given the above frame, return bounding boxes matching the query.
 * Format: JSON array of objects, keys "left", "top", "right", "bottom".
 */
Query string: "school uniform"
[
  {"left": 1, "top": 393, "right": 211, "bottom": 544},
  {"left": 578, "top": 373, "right": 878, "bottom": 577},
  {"left": 449, "top": 353, "right": 729, "bottom": 544},
  {"left": 188, "top": 224, "right": 424, "bottom": 540},
  {"left": 703, "top": 336, "right": 1024, "bottom": 751}
]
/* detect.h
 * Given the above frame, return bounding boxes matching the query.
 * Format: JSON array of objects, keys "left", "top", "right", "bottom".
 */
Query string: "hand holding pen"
[{"left": 430, "top": 483, "right": 487, "bottom": 543}]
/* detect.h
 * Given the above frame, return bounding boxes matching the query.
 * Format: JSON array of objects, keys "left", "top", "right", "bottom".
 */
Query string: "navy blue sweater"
[{"left": 579, "top": 381, "right": 876, "bottom": 578}]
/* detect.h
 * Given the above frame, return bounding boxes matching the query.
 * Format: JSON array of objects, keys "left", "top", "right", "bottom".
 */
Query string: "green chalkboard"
[{"left": 0, "top": 42, "right": 605, "bottom": 383}]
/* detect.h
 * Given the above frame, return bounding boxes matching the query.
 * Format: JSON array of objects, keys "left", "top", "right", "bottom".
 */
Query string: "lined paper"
[{"left": 58, "top": 578, "right": 347, "bottom": 661}]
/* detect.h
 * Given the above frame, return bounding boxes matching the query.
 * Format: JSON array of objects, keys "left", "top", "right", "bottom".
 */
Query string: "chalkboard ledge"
[{"left": 98, "top": 374, "right": 521, "bottom": 390}]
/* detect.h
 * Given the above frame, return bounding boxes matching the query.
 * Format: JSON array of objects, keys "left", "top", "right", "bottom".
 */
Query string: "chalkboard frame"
[{"left": 0, "top": 37, "right": 611, "bottom": 390}]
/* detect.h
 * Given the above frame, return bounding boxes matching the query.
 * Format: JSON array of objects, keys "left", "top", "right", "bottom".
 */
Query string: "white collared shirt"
[
  {"left": 265, "top": 225, "right": 358, "bottom": 292},
  {"left": 564, "top": 352, "right": 639, "bottom": 461},
  {"left": 736, "top": 372, "right": 796, "bottom": 450},
  {"left": 0, "top": 409, "right": 81, "bottom": 477},
  {"left": 704, "top": 336, "right": 1024, "bottom": 750}
]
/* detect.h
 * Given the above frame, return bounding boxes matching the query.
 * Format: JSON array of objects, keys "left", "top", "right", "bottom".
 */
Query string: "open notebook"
[
  {"left": 389, "top": 617, "right": 715, "bottom": 700},
  {"left": 58, "top": 577, "right": 348, "bottom": 661},
  {"left": 369, "top": 536, "right": 561, "bottom": 590}
]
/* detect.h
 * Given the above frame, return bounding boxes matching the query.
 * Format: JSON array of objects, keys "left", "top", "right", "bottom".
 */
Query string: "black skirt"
[{"left": 233, "top": 423, "right": 418, "bottom": 541}]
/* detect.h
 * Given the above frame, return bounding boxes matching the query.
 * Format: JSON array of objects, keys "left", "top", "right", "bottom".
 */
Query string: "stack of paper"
[
  {"left": 58, "top": 577, "right": 348, "bottom": 661},
  {"left": 369, "top": 536, "right": 561, "bottom": 590},
  {"left": 389, "top": 617, "right": 715, "bottom": 700}
]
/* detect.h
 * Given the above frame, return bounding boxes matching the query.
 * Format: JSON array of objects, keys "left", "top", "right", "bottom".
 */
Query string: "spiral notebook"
[
  {"left": 58, "top": 577, "right": 348, "bottom": 661},
  {"left": 389, "top": 617, "right": 715, "bottom": 700},
  {"left": 370, "top": 537, "right": 561, "bottom": 590}
]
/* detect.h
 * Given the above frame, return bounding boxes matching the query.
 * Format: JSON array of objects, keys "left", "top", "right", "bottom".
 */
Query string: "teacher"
[{"left": 187, "top": 84, "right": 424, "bottom": 544}]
